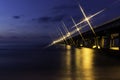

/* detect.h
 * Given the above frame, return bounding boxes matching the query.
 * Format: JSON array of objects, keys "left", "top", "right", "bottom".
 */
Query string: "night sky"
[{"left": 0, "top": 0, "right": 120, "bottom": 43}]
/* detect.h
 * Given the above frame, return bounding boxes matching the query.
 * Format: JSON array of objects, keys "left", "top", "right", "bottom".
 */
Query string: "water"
[{"left": 0, "top": 43, "right": 120, "bottom": 80}]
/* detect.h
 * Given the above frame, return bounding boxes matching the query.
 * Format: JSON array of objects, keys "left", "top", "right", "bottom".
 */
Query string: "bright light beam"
[
  {"left": 49, "top": 5, "right": 104, "bottom": 46},
  {"left": 50, "top": 24, "right": 88, "bottom": 46},
  {"left": 71, "top": 17, "right": 85, "bottom": 42},
  {"left": 79, "top": 4, "right": 96, "bottom": 36},
  {"left": 72, "top": 8, "right": 104, "bottom": 28},
  {"left": 70, "top": 23, "right": 88, "bottom": 35},
  {"left": 62, "top": 21, "right": 75, "bottom": 45},
  {"left": 49, "top": 28, "right": 66, "bottom": 46},
  {"left": 58, "top": 27, "right": 68, "bottom": 44}
]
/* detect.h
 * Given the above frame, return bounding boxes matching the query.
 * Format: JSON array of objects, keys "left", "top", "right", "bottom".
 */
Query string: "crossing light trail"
[
  {"left": 79, "top": 4, "right": 97, "bottom": 36},
  {"left": 55, "top": 27, "right": 66, "bottom": 44},
  {"left": 70, "top": 23, "right": 88, "bottom": 36},
  {"left": 72, "top": 0, "right": 120, "bottom": 29},
  {"left": 72, "top": 8, "right": 104, "bottom": 29},
  {"left": 71, "top": 16, "right": 85, "bottom": 42},
  {"left": 49, "top": 1, "right": 119, "bottom": 47},
  {"left": 61, "top": 21, "right": 70, "bottom": 37},
  {"left": 51, "top": 29, "right": 67, "bottom": 45},
  {"left": 50, "top": 23, "right": 88, "bottom": 46},
  {"left": 62, "top": 21, "right": 75, "bottom": 45},
  {"left": 57, "top": 27, "right": 68, "bottom": 44},
  {"left": 50, "top": 4, "right": 102, "bottom": 46},
  {"left": 50, "top": 5, "right": 104, "bottom": 46}
]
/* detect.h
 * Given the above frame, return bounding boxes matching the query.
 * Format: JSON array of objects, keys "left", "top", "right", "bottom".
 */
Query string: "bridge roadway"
[{"left": 62, "top": 17, "right": 120, "bottom": 51}]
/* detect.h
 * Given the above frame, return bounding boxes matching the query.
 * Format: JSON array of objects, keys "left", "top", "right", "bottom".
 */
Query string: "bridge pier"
[
  {"left": 81, "top": 40, "right": 85, "bottom": 47},
  {"left": 118, "top": 32, "right": 120, "bottom": 51},
  {"left": 100, "top": 36, "right": 105, "bottom": 48},
  {"left": 96, "top": 37, "right": 100, "bottom": 48},
  {"left": 75, "top": 39, "right": 80, "bottom": 47},
  {"left": 104, "top": 34, "right": 111, "bottom": 49},
  {"left": 86, "top": 38, "right": 94, "bottom": 48},
  {"left": 110, "top": 33, "right": 119, "bottom": 50},
  {"left": 62, "top": 17, "right": 120, "bottom": 51},
  {"left": 110, "top": 38, "right": 114, "bottom": 48}
]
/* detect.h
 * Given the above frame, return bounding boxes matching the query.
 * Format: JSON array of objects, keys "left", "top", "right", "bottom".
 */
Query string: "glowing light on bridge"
[
  {"left": 110, "top": 47, "right": 119, "bottom": 50},
  {"left": 49, "top": 5, "right": 104, "bottom": 46},
  {"left": 58, "top": 27, "right": 68, "bottom": 44},
  {"left": 80, "top": 44, "right": 83, "bottom": 47},
  {"left": 71, "top": 16, "right": 85, "bottom": 42},
  {"left": 79, "top": 5, "right": 96, "bottom": 36},
  {"left": 50, "top": 24, "right": 88, "bottom": 46},
  {"left": 66, "top": 45, "right": 71, "bottom": 50},
  {"left": 62, "top": 22, "right": 75, "bottom": 45},
  {"left": 72, "top": 8, "right": 104, "bottom": 30},
  {"left": 92, "top": 45, "right": 96, "bottom": 48},
  {"left": 49, "top": 27, "right": 68, "bottom": 46},
  {"left": 92, "top": 45, "right": 101, "bottom": 49}
]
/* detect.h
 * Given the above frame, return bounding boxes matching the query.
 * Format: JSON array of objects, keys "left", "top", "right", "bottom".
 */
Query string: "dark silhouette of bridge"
[{"left": 62, "top": 17, "right": 120, "bottom": 51}]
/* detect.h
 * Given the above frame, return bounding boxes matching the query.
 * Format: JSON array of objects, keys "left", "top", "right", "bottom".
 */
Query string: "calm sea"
[{"left": 0, "top": 41, "right": 120, "bottom": 80}]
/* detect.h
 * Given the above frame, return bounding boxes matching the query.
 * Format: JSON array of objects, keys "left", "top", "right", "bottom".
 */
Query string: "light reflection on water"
[
  {"left": 80, "top": 48, "right": 94, "bottom": 80},
  {"left": 62, "top": 47, "right": 95, "bottom": 80},
  {"left": 1, "top": 44, "right": 120, "bottom": 80},
  {"left": 60, "top": 45, "right": 120, "bottom": 80},
  {"left": 80, "top": 48, "right": 94, "bottom": 69}
]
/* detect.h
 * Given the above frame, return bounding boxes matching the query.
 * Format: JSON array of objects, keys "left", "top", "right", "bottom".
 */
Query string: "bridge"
[{"left": 61, "top": 17, "right": 120, "bottom": 51}]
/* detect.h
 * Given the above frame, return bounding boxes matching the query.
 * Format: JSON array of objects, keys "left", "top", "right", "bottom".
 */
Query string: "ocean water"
[{"left": 0, "top": 41, "right": 120, "bottom": 80}]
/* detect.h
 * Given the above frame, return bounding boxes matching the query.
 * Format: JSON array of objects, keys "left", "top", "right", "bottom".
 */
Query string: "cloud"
[
  {"left": 52, "top": 4, "right": 78, "bottom": 13},
  {"left": 13, "top": 16, "right": 21, "bottom": 19},
  {"left": 32, "top": 14, "right": 67, "bottom": 23},
  {"left": 38, "top": 16, "right": 52, "bottom": 22}
]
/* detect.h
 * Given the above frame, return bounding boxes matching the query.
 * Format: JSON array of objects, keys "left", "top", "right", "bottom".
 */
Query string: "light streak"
[
  {"left": 50, "top": 4, "right": 104, "bottom": 46},
  {"left": 71, "top": 17, "right": 85, "bottom": 42},
  {"left": 72, "top": 8, "right": 104, "bottom": 28},
  {"left": 110, "top": 47, "right": 119, "bottom": 50},
  {"left": 58, "top": 27, "right": 68, "bottom": 44},
  {"left": 62, "top": 22, "right": 75, "bottom": 45},
  {"left": 50, "top": 24, "right": 88, "bottom": 46},
  {"left": 62, "top": 21, "right": 69, "bottom": 33},
  {"left": 79, "top": 4, "right": 96, "bottom": 36},
  {"left": 50, "top": 26, "right": 71, "bottom": 46}
]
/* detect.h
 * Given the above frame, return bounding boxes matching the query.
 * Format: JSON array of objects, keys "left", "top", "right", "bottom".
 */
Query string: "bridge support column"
[
  {"left": 96, "top": 37, "right": 99, "bottom": 48},
  {"left": 118, "top": 32, "right": 120, "bottom": 51},
  {"left": 82, "top": 40, "right": 85, "bottom": 47},
  {"left": 75, "top": 39, "right": 80, "bottom": 47},
  {"left": 104, "top": 34, "right": 111, "bottom": 49},
  {"left": 74, "top": 39, "right": 84, "bottom": 47},
  {"left": 110, "top": 39, "right": 113, "bottom": 47},
  {"left": 100, "top": 36, "right": 105, "bottom": 48}
]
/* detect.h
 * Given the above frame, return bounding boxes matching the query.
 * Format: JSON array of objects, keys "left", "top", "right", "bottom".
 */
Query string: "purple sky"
[{"left": 0, "top": 0, "right": 120, "bottom": 43}]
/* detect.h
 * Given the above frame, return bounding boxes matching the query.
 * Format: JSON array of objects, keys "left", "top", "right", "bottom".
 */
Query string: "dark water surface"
[{"left": 0, "top": 43, "right": 120, "bottom": 80}]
